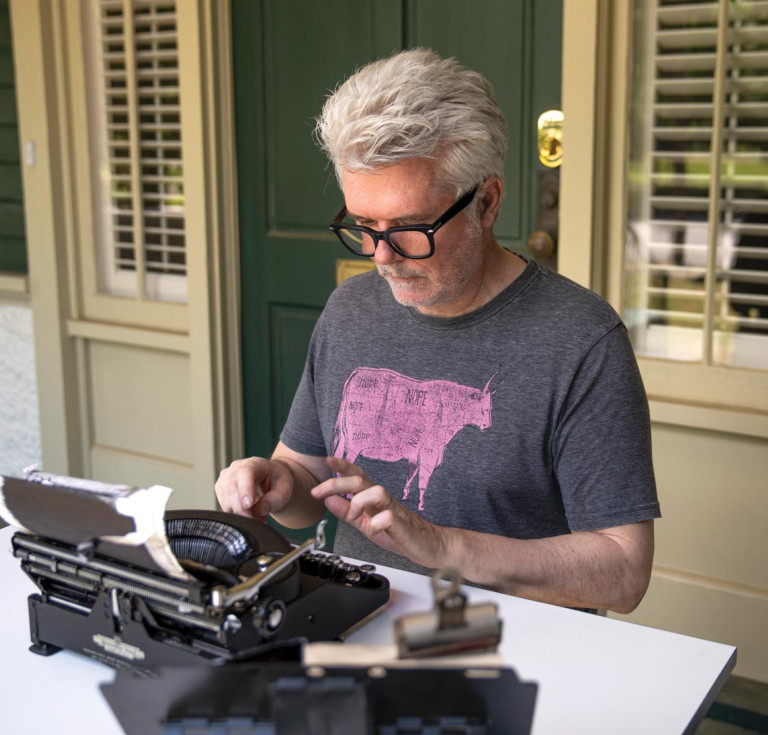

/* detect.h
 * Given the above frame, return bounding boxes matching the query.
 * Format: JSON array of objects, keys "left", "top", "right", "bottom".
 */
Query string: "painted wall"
[{"left": 611, "top": 423, "right": 768, "bottom": 683}]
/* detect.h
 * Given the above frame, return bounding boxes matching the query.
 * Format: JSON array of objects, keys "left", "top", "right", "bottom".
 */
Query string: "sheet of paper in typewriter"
[{"left": 0, "top": 470, "right": 191, "bottom": 580}]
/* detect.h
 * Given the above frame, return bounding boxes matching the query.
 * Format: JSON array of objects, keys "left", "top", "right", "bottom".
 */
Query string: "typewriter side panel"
[{"left": 27, "top": 590, "right": 224, "bottom": 676}]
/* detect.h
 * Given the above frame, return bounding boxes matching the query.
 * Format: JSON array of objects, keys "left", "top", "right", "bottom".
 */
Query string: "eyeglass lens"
[{"left": 336, "top": 228, "right": 432, "bottom": 258}]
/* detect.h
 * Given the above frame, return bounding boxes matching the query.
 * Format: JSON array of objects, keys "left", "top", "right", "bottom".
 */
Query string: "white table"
[{"left": 0, "top": 526, "right": 735, "bottom": 734}]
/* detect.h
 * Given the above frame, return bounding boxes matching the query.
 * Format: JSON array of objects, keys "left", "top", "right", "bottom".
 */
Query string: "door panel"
[
  {"left": 270, "top": 304, "right": 323, "bottom": 442},
  {"left": 406, "top": 1, "right": 526, "bottom": 244},
  {"left": 266, "top": 0, "right": 401, "bottom": 233},
  {"left": 233, "top": 0, "right": 562, "bottom": 479}
]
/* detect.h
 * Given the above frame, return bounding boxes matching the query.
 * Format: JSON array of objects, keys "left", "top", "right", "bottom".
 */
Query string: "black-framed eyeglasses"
[{"left": 329, "top": 185, "right": 479, "bottom": 260}]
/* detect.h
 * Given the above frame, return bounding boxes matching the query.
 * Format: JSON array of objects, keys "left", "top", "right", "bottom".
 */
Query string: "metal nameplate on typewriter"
[{"left": 0, "top": 471, "right": 390, "bottom": 676}]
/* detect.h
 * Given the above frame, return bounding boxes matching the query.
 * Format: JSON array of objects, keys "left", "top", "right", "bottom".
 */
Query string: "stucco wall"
[{"left": 0, "top": 302, "right": 41, "bottom": 476}]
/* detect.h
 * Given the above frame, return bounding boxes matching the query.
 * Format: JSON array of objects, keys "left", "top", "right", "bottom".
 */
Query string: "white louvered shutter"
[
  {"left": 87, "top": 0, "right": 187, "bottom": 303},
  {"left": 624, "top": 0, "right": 768, "bottom": 370}
]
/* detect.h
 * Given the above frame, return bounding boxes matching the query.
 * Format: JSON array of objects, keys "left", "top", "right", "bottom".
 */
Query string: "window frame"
[
  {"left": 560, "top": 0, "right": 768, "bottom": 438},
  {"left": 625, "top": 0, "right": 768, "bottom": 372},
  {"left": 65, "top": 0, "right": 190, "bottom": 331}
]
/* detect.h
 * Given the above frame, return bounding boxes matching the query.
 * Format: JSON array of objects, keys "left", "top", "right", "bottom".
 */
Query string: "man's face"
[{"left": 341, "top": 158, "right": 489, "bottom": 317}]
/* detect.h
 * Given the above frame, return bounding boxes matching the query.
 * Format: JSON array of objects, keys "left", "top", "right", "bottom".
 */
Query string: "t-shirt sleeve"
[
  {"left": 279, "top": 331, "right": 328, "bottom": 457},
  {"left": 553, "top": 323, "right": 660, "bottom": 531}
]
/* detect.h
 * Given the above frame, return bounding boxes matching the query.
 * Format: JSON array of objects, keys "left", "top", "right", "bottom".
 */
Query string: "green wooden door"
[{"left": 232, "top": 0, "right": 562, "bottom": 486}]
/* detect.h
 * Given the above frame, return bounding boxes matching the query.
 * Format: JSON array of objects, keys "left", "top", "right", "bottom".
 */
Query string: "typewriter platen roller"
[{"left": 1, "top": 471, "right": 390, "bottom": 676}]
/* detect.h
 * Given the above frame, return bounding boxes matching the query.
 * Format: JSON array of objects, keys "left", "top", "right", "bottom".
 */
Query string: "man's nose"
[{"left": 372, "top": 236, "right": 401, "bottom": 266}]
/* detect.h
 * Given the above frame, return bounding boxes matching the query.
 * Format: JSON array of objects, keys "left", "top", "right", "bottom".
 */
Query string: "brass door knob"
[{"left": 527, "top": 230, "right": 555, "bottom": 259}]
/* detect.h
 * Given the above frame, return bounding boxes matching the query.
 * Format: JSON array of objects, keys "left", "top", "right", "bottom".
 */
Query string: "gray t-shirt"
[{"left": 281, "top": 259, "right": 659, "bottom": 574}]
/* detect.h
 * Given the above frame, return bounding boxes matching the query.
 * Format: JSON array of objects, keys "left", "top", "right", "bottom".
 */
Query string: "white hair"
[{"left": 315, "top": 48, "right": 508, "bottom": 196}]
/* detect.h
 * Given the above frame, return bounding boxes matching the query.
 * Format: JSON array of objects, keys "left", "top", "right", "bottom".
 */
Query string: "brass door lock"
[{"left": 537, "top": 109, "right": 563, "bottom": 168}]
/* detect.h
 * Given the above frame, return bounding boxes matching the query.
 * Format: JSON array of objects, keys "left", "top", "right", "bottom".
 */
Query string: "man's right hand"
[{"left": 215, "top": 457, "right": 295, "bottom": 520}]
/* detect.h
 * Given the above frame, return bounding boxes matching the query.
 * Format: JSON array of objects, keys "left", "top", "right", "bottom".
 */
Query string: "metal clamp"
[{"left": 395, "top": 567, "right": 502, "bottom": 659}]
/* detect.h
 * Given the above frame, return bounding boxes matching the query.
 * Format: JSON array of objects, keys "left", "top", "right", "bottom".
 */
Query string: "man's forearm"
[
  {"left": 299, "top": 457, "right": 654, "bottom": 612},
  {"left": 435, "top": 521, "right": 654, "bottom": 613}
]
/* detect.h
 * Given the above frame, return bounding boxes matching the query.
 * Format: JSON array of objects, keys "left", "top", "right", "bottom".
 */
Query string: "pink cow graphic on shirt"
[{"left": 332, "top": 367, "right": 502, "bottom": 511}]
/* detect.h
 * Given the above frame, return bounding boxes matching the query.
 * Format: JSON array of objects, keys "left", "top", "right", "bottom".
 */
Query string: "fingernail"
[{"left": 242, "top": 495, "right": 252, "bottom": 509}]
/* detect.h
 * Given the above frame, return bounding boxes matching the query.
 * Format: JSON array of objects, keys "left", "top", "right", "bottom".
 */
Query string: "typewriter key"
[
  {"left": 330, "top": 562, "right": 345, "bottom": 581},
  {"left": 301, "top": 552, "right": 320, "bottom": 575},
  {"left": 358, "top": 564, "right": 375, "bottom": 582},
  {"left": 317, "top": 555, "right": 334, "bottom": 579},
  {"left": 345, "top": 570, "right": 362, "bottom": 585}
]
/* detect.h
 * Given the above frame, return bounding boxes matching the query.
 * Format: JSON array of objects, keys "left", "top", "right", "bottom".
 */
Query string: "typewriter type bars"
[{"left": 1, "top": 472, "right": 390, "bottom": 674}]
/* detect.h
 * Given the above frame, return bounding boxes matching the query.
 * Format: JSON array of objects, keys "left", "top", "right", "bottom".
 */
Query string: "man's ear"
[{"left": 478, "top": 176, "right": 503, "bottom": 228}]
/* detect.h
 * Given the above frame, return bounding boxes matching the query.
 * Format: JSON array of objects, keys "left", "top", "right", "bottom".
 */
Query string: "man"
[{"left": 217, "top": 49, "right": 660, "bottom": 613}]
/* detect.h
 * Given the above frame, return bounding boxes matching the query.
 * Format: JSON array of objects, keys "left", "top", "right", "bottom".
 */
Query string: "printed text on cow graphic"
[{"left": 332, "top": 367, "right": 502, "bottom": 511}]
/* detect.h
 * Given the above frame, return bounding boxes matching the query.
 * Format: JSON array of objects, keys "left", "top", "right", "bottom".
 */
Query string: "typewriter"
[{"left": 0, "top": 470, "right": 390, "bottom": 676}]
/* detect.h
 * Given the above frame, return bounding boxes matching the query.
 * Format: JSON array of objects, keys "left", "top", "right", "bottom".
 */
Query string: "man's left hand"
[{"left": 311, "top": 456, "right": 447, "bottom": 567}]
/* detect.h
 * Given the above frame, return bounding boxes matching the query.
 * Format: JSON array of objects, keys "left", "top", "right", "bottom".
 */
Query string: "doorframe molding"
[
  {"left": 559, "top": 0, "right": 619, "bottom": 298},
  {"left": 201, "top": 0, "right": 245, "bottom": 467}
]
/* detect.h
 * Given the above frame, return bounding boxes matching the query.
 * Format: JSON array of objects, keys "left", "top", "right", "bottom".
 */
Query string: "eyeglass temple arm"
[
  {"left": 432, "top": 185, "right": 479, "bottom": 232},
  {"left": 330, "top": 205, "right": 348, "bottom": 227}
]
